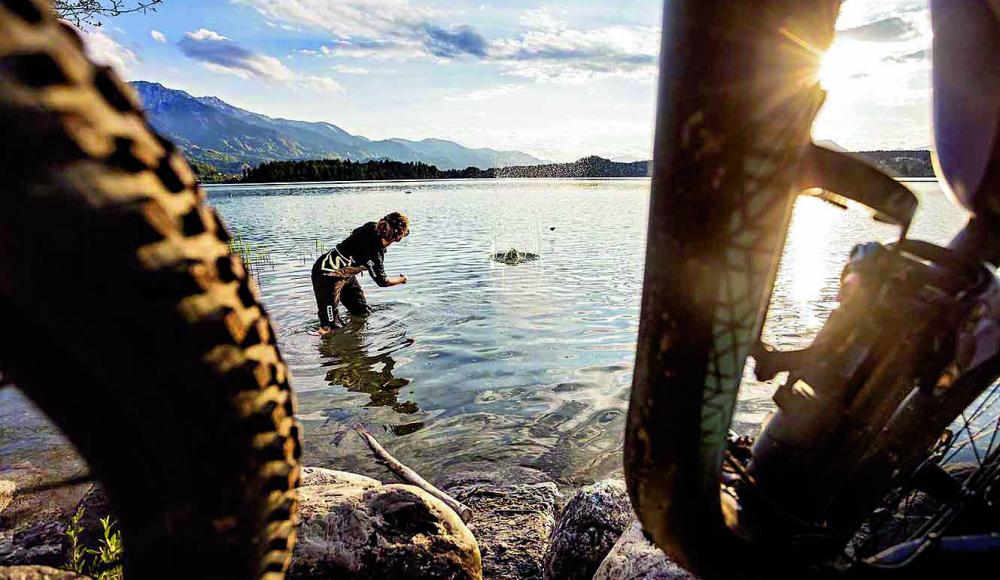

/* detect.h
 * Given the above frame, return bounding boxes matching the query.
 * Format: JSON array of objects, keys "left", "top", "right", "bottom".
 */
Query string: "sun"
[{"left": 817, "top": 40, "right": 870, "bottom": 92}]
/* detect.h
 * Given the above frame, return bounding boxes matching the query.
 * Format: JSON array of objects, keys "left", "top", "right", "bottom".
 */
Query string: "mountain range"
[{"left": 131, "top": 81, "right": 544, "bottom": 174}]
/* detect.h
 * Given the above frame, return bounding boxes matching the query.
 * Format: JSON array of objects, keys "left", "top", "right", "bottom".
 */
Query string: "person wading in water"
[{"left": 312, "top": 212, "right": 410, "bottom": 334}]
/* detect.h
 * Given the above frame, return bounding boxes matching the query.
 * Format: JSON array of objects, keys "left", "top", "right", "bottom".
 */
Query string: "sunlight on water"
[{"left": 786, "top": 197, "right": 835, "bottom": 313}]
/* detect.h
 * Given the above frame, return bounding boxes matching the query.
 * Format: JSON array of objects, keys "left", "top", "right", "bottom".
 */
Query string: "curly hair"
[{"left": 377, "top": 212, "right": 410, "bottom": 242}]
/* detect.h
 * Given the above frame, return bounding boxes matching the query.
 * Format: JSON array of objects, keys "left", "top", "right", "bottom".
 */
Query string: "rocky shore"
[{"left": 0, "top": 467, "right": 694, "bottom": 579}]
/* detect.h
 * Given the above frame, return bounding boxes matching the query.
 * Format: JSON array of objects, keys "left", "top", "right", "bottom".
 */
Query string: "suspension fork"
[{"left": 625, "top": 1, "right": 841, "bottom": 576}]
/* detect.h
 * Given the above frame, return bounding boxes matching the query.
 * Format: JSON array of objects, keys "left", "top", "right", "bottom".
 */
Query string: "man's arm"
[{"left": 365, "top": 253, "right": 407, "bottom": 287}]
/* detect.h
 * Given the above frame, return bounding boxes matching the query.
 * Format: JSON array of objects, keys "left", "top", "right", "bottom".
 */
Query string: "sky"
[{"left": 80, "top": 0, "right": 934, "bottom": 161}]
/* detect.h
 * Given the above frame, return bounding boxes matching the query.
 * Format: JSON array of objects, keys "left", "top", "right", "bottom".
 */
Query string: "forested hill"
[
  {"left": 494, "top": 156, "right": 651, "bottom": 178},
  {"left": 239, "top": 156, "right": 651, "bottom": 183},
  {"left": 852, "top": 150, "right": 934, "bottom": 178},
  {"left": 241, "top": 159, "right": 490, "bottom": 182},
  {"left": 235, "top": 151, "right": 933, "bottom": 184}
]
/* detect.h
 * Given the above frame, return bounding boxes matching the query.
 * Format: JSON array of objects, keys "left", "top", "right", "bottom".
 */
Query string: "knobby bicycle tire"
[{"left": 0, "top": 1, "right": 301, "bottom": 577}]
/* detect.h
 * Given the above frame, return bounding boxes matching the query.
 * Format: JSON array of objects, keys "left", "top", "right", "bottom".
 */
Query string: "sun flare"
[{"left": 818, "top": 40, "right": 869, "bottom": 92}]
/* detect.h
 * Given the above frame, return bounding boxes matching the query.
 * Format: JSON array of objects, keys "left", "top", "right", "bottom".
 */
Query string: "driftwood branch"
[{"left": 354, "top": 425, "right": 473, "bottom": 522}]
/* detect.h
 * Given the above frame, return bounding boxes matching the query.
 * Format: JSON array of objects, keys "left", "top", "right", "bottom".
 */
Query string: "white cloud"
[
  {"left": 235, "top": 2, "right": 657, "bottom": 82},
  {"left": 332, "top": 64, "right": 370, "bottom": 75},
  {"left": 179, "top": 28, "right": 342, "bottom": 92},
  {"left": 490, "top": 9, "right": 659, "bottom": 83},
  {"left": 150, "top": 29, "right": 167, "bottom": 43},
  {"left": 319, "top": 39, "right": 426, "bottom": 61},
  {"left": 836, "top": 0, "right": 927, "bottom": 30},
  {"left": 181, "top": 28, "right": 295, "bottom": 80},
  {"left": 298, "top": 75, "right": 345, "bottom": 92},
  {"left": 186, "top": 28, "right": 228, "bottom": 42},
  {"left": 235, "top": 0, "right": 433, "bottom": 39},
  {"left": 79, "top": 27, "right": 138, "bottom": 75},
  {"left": 446, "top": 84, "right": 522, "bottom": 101}
]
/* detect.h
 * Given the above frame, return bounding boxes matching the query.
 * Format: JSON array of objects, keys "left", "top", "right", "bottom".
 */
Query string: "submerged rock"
[
  {"left": 291, "top": 469, "right": 481, "bottom": 579},
  {"left": 445, "top": 469, "right": 561, "bottom": 580},
  {"left": 543, "top": 479, "right": 632, "bottom": 580},
  {"left": 490, "top": 249, "right": 539, "bottom": 265},
  {"left": 593, "top": 520, "right": 697, "bottom": 580},
  {"left": 0, "top": 566, "right": 87, "bottom": 579}
]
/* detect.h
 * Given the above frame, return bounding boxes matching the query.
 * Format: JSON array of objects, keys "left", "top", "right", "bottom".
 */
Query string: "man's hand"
[{"left": 388, "top": 274, "right": 408, "bottom": 286}]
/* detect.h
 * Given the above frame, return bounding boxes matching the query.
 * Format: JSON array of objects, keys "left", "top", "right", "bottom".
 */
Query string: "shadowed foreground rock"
[
  {"left": 0, "top": 566, "right": 86, "bottom": 579},
  {"left": 543, "top": 479, "right": 632, "bottom": 580},
  {"left": 444, "top": 468, "right": 561, "bottom": 580},
  {"left": 594, "top": 521, "right": 697, "bottom": 580},
  {"left": 291, "top": 468, "right": 481, "bottom": 579},
  {"left": 0, "top": 465, "right": 89, "bottom": 568}
]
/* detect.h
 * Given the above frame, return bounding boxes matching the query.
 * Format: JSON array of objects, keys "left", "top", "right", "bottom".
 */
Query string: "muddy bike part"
[
  {"left": 625, "top": 1, "right": 844, "bottom": 576},
  {"left": 747, "top": 239, "right": 1000, "bottom": 552},
  {"left": 0, "top": 1, "right": 301, "bottom": 577}
]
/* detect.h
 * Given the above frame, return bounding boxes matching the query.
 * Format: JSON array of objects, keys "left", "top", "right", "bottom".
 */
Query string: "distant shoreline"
[
  {"left": 199, "top": 151, "right": 936, "bottom": 185},
  {"left": 202, "top": 175, "right": 938, "bottom": 189}
]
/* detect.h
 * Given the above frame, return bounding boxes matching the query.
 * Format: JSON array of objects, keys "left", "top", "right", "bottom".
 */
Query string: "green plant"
[
  {"left": 65, "top": 506, "right": 86, "bottom": 574},
  {"left": 62, "top": 508, "right": 124, "bottom": 579},
  {"left": 228, "top": 234, "right": 275, "bottom": 277},
  {"left": 90, "top": 516, "right": 123, "bottom": 580}
]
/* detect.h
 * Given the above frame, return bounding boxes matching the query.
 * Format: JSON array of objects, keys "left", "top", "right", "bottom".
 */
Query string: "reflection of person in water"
[
  {"left": 318, "top": 323, "right": 419, "bottom": 416},
  {"left": 312, "top": 212, "right": 410, "bottom": 334}
]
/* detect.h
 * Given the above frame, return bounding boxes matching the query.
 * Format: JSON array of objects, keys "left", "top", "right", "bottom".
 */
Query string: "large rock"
[
  {"left": 0, "top": 521, "right": 64, "bottom": 568},
  {"left": 445, "top": 469, "right": 561, "bottom": 580},
  {"left": 0, "top": 567, "right": 87, "bottom": 579},
  {"left": 291, "top": 469, "right": 481, "bottom": 579},
  {"left": 593, "top": 521, "right": 697, "bottom": 580},
  {"left": 0, "top": 463, "right": 90, "bottom": 569},
  {"left": 543, "top": 480, "right": 632, "bottom": 580}
]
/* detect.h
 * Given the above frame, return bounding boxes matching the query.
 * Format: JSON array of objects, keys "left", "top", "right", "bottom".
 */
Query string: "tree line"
[
  {"left": 240, "top": 159, "right": 492, "bottom": 183},
  {"left": 239, "top": 156, "right": 655, "bottom": 183},
  {"left": 236, "top": 151, "right": 933, "bottom": 184}
]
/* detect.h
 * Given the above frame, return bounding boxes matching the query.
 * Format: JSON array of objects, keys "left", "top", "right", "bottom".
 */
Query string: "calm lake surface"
[{"left": 1, "top": 178, "right": 967, "bottom": 486}]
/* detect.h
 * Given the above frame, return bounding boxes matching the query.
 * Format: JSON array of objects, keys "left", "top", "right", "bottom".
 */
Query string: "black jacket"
[{"left": 316, "top": 222, "right": 390, "bottom": 286}]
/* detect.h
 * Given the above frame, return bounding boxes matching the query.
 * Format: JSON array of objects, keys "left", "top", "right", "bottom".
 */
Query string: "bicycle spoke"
[
  {"left": 983, "top": 393, "right": 1000, "bottom": 458},
  {"left": 987, "top": 412, "right": 1000, "bottom": 461},
  {"left": 958, "top": 412, "right": 983, "bottom": 465}
]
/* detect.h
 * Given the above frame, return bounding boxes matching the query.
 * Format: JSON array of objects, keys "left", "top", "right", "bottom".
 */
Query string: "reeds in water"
[{"left": 228, "top": 234, "right": 275, "bottom": 279}]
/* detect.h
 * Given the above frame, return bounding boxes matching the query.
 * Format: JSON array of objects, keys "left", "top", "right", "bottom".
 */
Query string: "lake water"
[{"left": 0, "top": 178, "right": 968, "bottom": 487}]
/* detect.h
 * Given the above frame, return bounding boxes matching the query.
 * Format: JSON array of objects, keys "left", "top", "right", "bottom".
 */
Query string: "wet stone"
[
  {"left": 593, "top": 520, "right": 697, "bottom": 580},
  {"left": 543, "top": 479, "right": 632, "bottom": 580},
  {"left": 444, "top": 468, "right": 561, "bottom": 580},
  {"left": 291, "top": 469, "right": 481, "bottom": 579}
]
